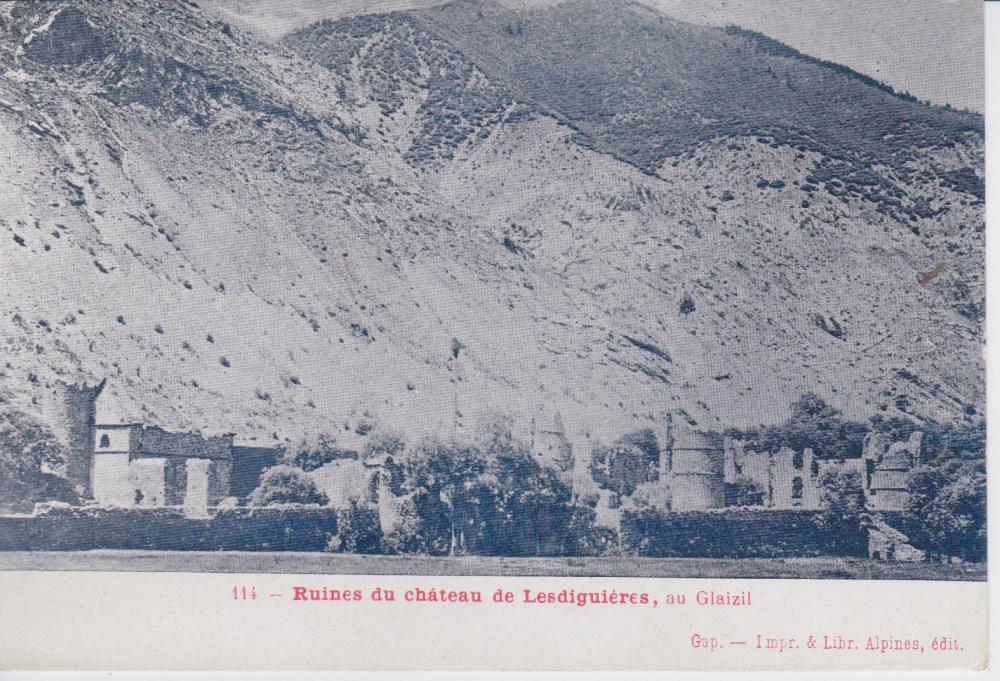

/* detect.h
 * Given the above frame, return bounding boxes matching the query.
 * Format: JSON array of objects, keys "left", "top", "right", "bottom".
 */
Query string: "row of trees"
[
  {"left": 727, "top": 392, "right": 869, "bottom": 460},
  {"left": 905, "top": 431, "right": 985, "bottom": 561}
]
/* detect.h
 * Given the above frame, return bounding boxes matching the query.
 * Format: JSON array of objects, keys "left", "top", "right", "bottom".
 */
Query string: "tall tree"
[
  {"left": 729, "top": 392, "right": 866, "bottom": 459},
  {"left": 816, "top": 467, "right": 867, "bottom": 555},
  {"left": 907, "top": 432, "right": 986, "bottom": 561},
  {"left": 400, "top": 441, "right": 494, "bottom": 556},
  {"left": 489, "top": 450, "right": 575, "bottom": 555},
  {"left": 396, "top": 433, "right": 588, "bottom": 557}
]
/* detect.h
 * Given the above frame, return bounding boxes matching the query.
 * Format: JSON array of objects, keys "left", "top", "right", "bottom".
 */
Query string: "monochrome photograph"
[{"left": 0, "top": 0, "right": 986, "bottom": 584}]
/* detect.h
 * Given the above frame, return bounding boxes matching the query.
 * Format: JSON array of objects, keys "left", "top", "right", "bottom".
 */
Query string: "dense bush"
[
  {"left": 381, "top": 497, "right": 426, "bottom": 555},
  {"left": 622, "top": 509, "right": 867, "bottom": 558},
  {"left": 0, "top": 505, "right": 338, "bottom": 552},
  {"left": 250, "top": 466, "right": 329, "bottom": 506},
  {"left": 906, "top": 440, "right": 986, "bottom": 562},
  {"left": 283, "top": 433, "right": 356, "bottom": 471},
  {"left": 486, "top": 450, "right": 579, "bottom": 556},
  {"left": 393, "top": 433, "right": 593, "bottom": 556},
  {"left": 207, "top": 506, "right": 337, "bottom": 551},
  {"left": 328, "top": 501, "right": 383, "bottom": 553},
  {"left": 565, "top": 504, "right": 621, "bottom": 557},
  {"left": 816, "top": 467, "right": 868, "bottom": 556}
]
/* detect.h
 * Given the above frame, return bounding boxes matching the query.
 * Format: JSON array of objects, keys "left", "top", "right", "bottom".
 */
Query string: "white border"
[
  {"left": 0, "top": 4, "right": 994, "bottom": 681},
  {"left": 984, "top": 0, "right": 997, "bottom": 675}
]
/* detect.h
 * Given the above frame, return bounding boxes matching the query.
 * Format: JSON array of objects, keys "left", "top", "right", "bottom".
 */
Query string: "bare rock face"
[
  {"left": 19, "top": 7, "right": 113, "bottom": 66},
  {"left": 0, "top": 0, "right": 983, "bottom": 454}
]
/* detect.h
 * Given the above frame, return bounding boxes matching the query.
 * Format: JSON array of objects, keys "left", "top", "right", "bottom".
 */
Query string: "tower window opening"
[{"left": 792, "top": 476, "right": 804, "bottom": 500}]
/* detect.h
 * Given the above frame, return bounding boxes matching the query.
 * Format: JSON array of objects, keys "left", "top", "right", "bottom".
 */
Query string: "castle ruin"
[
  {"left": 45, "top": 380, "right": 243, "bottom": 515},
  {"left": 41, "top": 381, "right": 922, "bottom": 519}
]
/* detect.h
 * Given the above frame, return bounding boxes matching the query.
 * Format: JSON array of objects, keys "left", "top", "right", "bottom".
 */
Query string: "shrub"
[
  {"left": 381, "top": 497, "right": 427, "bottom": 555},
  {"left": 906, "top": 436, "right": 986, "bottom": 561},
  {"left": 915, "top": 472, "right": 986, "bottom": 561},
  {"left": 565, "top": 504, "right": 619, "bottom": 556},
  {"left": 679, "top": 294, "right": 696, "bottom": 316},
  {"left": 328, "top": 500, "right": 382, "bottom": 553},
  {"left": 621, "top": 509, "right": 867, "bottom": 558},
  {"left": 208, "top": 506, "right": 336, "bottom": 551},
  {"left": 816, "top": 467, "right": 868, "bottom": 555},
  {"left": 284, "top": 433, "right": 355, "bottom": 471},
  {"left": 249, "top": 466, "right": 329, "bottom": 506}
]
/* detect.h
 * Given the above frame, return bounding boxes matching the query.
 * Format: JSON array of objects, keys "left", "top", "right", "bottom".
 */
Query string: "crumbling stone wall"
[
  {"left": 726, "top": 444, "right": 823, "bottom": 510},
  {"left": 90, "top": 451, "right": 131, "bottom": 506},
  {"left": 133, "top": 426, "right": 233, "bottom": 460},
  {"left": 184, "top": 459, "right": 212, "bottom": 518},
  {"left": 208, "top": 459, "right": 232, "bottom": 504},
  {"left": 129, "top": 458, "right": 166, "bottom": 507},
  {"left": 229, "top": 445, "right": 283, "bottom": 500},
  {"left": 163, "top": 458, "right": 188, "bottom": 506},
  {"left": 867, "top": 517, "right": 926, "bottom": 561}
]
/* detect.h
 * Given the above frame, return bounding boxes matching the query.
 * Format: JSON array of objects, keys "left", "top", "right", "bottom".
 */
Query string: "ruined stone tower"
[
  {"left": 863, "top": 430, "right": 922, "bottom": 511},
  {"left": 42, "top": 378, "right": 106, "bottom": 498},
  {"left": 667, "top": 412, "right": 726, "bottom": 511},
  {"left": 530, "top": 412, "right": 574, "bottom": 474}
]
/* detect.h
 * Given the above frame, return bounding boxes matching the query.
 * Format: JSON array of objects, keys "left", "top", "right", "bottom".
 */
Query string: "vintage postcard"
[{"left": 0, "top": 0, "right": 988, "bottom": 672}]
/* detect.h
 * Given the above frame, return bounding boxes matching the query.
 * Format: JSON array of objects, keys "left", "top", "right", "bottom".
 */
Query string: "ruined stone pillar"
[{"left": 183, "top": 459, "right": 211, "bottom": 518}]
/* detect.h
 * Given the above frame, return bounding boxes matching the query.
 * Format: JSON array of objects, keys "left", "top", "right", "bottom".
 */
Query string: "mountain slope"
[
  {"left": 284, "top": 0, "right": 985, "bottom": 426},
  {"left": 0, "top": 0, "right": 984, "bottom": 457},
  {"left": 403, "top": 1, "right": 983, "bottom": 208}
]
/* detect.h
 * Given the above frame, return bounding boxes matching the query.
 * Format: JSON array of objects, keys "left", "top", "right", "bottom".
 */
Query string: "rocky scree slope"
[
  {"left": 284, "top": 0, "right": 985, "bottom": 429},
  {"left": 0, "top": 0, "right": 984, "bottom": 455}
]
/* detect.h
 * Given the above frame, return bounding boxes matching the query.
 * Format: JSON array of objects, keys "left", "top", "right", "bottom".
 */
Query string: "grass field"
[{"left": 0, "top": 551, "right": 985, "bottom": 580}]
